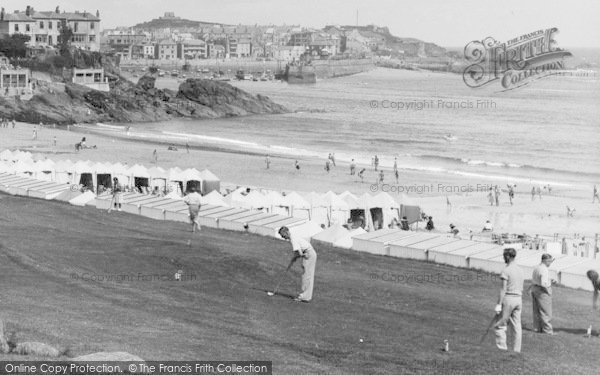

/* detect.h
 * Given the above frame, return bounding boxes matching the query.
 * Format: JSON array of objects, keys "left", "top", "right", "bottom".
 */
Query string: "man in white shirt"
[
  {"left": 494, "top": 248, "right": 524, "bottom": 352},
  {"left": 531, "top": 253, "right": 556, "bottom": 334},
  {"left": 279, "top": 226, "right": 317, "bottom": 302},
  {"left": 183, "top": 187, "right": 202, "bottom": 232}
]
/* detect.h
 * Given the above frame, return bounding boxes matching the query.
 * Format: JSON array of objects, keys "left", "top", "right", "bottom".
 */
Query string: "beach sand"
[{"left": 1, "top": 121, "right": 598, "bottom": 241}]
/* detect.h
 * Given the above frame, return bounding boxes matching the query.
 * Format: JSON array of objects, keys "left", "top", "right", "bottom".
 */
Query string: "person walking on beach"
[
  {"left": 373, "top": 155, "right": 379, "bottom": 171},
  {"left": 531, "top": 187, "right": 536, "bottom": 201},
  {"left": 295, "top": 160, "right": 300, "bottom": 173},
  {"left": 186, "top": 140, "right": 190, "bottom": 153},
  {"left": 488, "top": 188, "right": 495, "bottom": 206},
  {"left": 394, "top": 169, "right": 399, "bottom": 184},
  {"left": 153, "top": 149, "right": 158, "bottom": 165},
  {"left": 531, "top": 254, "right": 555, "bottom": 335},
  {"left": 108, "top": 177, "right": 123, "bottom": 212},
  {"left": 349, "top": 159, "right": 356, "bottom": 175},
  {"left": 494, "top": 248, "right": 524, "bottom": 353},
  {"left": 331, "top": 153, "right": 336, "bottom": 167},
  {"left": 32, "top": 126, "right": 37, "bottom": 140},
  {"left": 279, "top": 226, "right": 317, "bottom": 303},
  {"left": 593, "top": 185, "right": 600, "bottom": 203},
  {"left": 265, "top": 155, "right": 271, "bottom": 169},
  {"left": 325, "top": 159, "right": 331, "bottom": 173},
  {"left": 494, "top": 185, "right": 500, "bottom": 206},
  {"left": 183, "top": 186, "right": 202, "bottom": 232},
  {"left": 536, "top": 186, "right": 542, "bottom": 199},
  {"left": 11, "top": 119, "right": 15, "bottom": 128},
  {"left": 358, "top": 168, "right": 365, "bottom": 182},
  {"left": 53, "top": 136, "right": 57, "bottom": 147},
  {"left": 508, "top": 185, "right": 515, "bottom": 205},
  {"left": 393, "top": 158, "right": 398, "bottom": 173}
]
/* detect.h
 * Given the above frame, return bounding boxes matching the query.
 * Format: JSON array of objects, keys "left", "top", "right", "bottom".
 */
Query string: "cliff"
[{"left": 0, "top": 75, "right": 287, "bottom": 124}]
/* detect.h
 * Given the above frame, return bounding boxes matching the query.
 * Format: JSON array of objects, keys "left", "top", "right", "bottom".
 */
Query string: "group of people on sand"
[{"left": 0, "top": 118, "right": 15, "bottom": 128}]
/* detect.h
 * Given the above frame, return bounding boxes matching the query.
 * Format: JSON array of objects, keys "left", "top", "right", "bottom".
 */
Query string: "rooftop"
[{"left": 2, "top": 10, "right": 100, "bottom": 22}]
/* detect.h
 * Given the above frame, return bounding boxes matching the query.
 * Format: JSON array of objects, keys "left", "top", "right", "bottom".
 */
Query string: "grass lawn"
[{"left": 0, "top": 193, "right": 598, "bottom": 374}]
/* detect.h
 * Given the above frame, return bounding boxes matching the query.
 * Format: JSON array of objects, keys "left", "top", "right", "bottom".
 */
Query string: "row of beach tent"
[
  {"left": 0, "top": 149, "right": 220, "bottom": 195},
  {"left": 220, "top": 187, "right": 421, "bottom": 230},
  {"left": 0, "top": 166, "right": 597, "bottom": 292}
]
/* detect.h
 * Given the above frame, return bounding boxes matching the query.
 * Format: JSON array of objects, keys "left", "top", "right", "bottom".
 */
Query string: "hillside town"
[{"left": 100, "top": 12, "right": 447, "bottom": 62}]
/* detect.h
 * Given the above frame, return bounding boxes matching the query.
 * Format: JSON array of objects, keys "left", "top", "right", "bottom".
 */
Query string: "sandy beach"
[{"left": 1, "top": 121, "right": 598, "bottom": 241}]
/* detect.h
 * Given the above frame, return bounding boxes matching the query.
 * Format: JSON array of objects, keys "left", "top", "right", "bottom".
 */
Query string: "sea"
[{"left": 98, "top": 51, "right": 600, "bottom": 191}]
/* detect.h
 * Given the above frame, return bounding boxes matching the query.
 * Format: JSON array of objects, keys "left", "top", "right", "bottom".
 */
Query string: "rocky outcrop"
[
  {"left": 0, "top": 75, "right": 287, "bottom": 124},
  {"left": 177, "top": 78, "right": 286, "bottom": 116}
]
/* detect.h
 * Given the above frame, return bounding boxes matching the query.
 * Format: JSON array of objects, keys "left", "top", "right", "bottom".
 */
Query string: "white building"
[{"left": 0, "top": 7, "right": 101, "bottom": 51}]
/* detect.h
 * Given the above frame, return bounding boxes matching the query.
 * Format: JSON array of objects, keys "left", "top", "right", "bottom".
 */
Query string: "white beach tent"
[
  {"left": 242, "top": 190, "right": 270, "bottom": 211},
  {"left": 341, "top": 191, "right": 372, "bottom": 230},
  {"left": 178, "top": 168, "right": 203, "bottom": 192},
  {"left": 200, "top": 190, "right": 228, "bottom": 207},
  {"left": 54, "top": 159, "right": 75, "bottom": 184},
  {"left": 358, "top": 193, "right": 380, "bottom": 231},
  {"left": 199, "top": 169, "right": 220, "bottom": 194},
  {"left": 304, "top": 192, "right": 329, "bottom": 227},
  {"left": 112, "top": 163, "right": 131, "bottom": 186},
  {"left": 311, "top": 225, "right": 363, "bottom": 249},
  {"left": 223, "top": 187, "right": 246, "bottom": 208},
  {"left": 323, "top": 191, "right": 350, "bottom": 226},
  {"left": 0, "top": 149, "right": 13, "bottom": 161},
  {"left": 167, "top": 167, "right": 184, "bottom": 194},
  {"left": 93, "top": 161, "right": 114, "bottom": 192},
  {"left": 148, "top": 166, "right": 168, "bottom": 192},
  {"left": 128, "top": 164, "right": 151, "bottom": 192},
  {"left": 287, "top": 220, "right": 323, "bottom": 240},
  {"left": 282, "top": 191, "right": 311, "bottom": 219},
  {"left": 33, "top": 159, "right": 56, "bottom": 181},
  {"left": 264, "top": 190, "right": 287, "bottom": 215},
  {"left": 14, "top": 159, "right": 35, "bottom": 177},
  {"left": 0, "top": 161, "right": 15, "bottom": 174},
  {"left": 373, "top": 192, "right": 400, "bottom": 229}
]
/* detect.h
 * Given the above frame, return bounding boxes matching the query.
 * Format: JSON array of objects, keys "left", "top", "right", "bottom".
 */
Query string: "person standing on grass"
[
  {"left": 278, "top": 226, "right": 317, "bottom": 303},
  {"left": 494, "top": 248, "right": 524, "bottom": 353},
  {"left": 531, "top": 253, "right": 556, "bottom": 335},
  {"left": 108, "top": 177, "right": 123, "bottom": 212},
  {"left": 183, "top": 186, "right": 202, "bottom": 232}
]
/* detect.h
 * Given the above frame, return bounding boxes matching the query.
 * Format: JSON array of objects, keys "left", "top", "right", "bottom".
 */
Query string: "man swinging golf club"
[{"left": 278, "top": 226, "right": 317, "bottom": 303}]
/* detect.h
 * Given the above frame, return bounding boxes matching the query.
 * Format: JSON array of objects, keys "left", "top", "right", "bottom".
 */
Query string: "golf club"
[
  {"left": 267, "top": 263, "right": 293, "bottom": 296},
  {"left": 480, "top": 314, "right": 499, "bottom": 344}
]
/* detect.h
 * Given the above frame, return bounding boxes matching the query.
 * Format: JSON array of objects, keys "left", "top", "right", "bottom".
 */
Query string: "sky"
[{"left": 4, "top": 0, "right": 599, "bottom": 48}]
